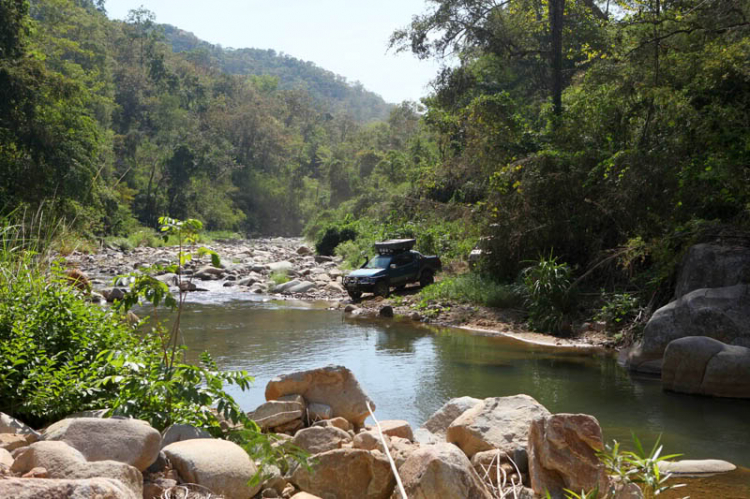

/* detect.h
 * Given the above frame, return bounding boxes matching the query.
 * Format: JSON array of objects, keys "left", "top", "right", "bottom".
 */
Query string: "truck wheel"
[
  {"left": 347, "top": 290, "right": 362, "bottom": 302},
  {"left": 420, "top": 270, "right": 434, "bottom": 288},
  {"left": 374, "top": 281, "right": 390, "bottom": 298}
]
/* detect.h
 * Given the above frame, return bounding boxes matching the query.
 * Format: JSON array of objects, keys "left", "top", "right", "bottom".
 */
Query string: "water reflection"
[{"left": 175, "top": 299, "right": 750, "bottom": 470}]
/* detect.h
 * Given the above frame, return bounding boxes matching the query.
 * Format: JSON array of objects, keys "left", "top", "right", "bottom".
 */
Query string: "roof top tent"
[{"left": 374, "top": 238, "right": 416, "bottom": 255}]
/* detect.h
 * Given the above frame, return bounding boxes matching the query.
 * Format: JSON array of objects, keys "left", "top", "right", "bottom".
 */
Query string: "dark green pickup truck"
[{"left": 342, "top": 239, "right": 442, "bottom": 300}]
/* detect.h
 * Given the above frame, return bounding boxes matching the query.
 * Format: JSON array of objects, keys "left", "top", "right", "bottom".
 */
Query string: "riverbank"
[{"left": 62, "top": 237, "right": 615, "bottom": 351}]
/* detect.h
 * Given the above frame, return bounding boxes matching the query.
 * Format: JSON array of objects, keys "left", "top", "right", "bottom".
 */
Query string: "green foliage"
[
  {"left": 269, "top": 270, "right": 290, "bottom": 286},
  {"left": 314, "top": 223, "right": 358, "bottom": 256},
  {"left": 598, "top": 433, "right": 685, "bottom": 498},
  {"left": 522, "top": 254, "right": 575, "bottom": 336},
  {"left": 419, "top": 273, "right": 522, "bottom": 309},
  {"left": 595, "top": 293, "right": 641, "bottom": 332}
]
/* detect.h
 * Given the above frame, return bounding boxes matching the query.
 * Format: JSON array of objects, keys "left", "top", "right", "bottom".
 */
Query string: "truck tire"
[
  {"left": 420, "top": 270, "right": 434, "bottom": 288},
  {"left": 347, "top": 290, "right": 362, "bottom": 301},
  {"left": 374, "top": 280, "right": 390, "bottom": 298}
]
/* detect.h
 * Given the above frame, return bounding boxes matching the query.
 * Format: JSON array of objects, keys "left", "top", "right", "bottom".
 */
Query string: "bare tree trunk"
[{"left": 549, "top": 0, "right": 566, "bottom": 116}]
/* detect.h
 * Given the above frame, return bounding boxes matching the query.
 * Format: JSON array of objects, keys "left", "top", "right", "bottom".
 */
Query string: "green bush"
[
  {"left": 522, "top": 254, "right": 576, "bottom": 336},
  {"left": 315, "top": 225, "right": 357, "bottom": 256},
  {"left": 419, "top": 272, "right": 522, "bottom": 309}
]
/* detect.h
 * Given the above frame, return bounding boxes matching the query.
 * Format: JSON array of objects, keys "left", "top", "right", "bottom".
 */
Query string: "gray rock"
[
  {"left": 42, "top": 417, "right": 161, "bottom": 471},
  {"left": 658, "top": 458, "right": 736, "bottom": 476},
  {"left": 397, "top": 442, "right": 493, "bottom": 499},
  {"left": 674, "top": 244, "right": 750, "bottom": 299},
  {"left": 250, "top": 400, "right": 304, "bottom": 430},
  {"left": 662, "top": 336, "right": 750, "bottom": 398},
  {"left": 379, "top": 305, "right": 394, "bottom": 318},
  {"left": 0, "top": 413, "right": 41, "bottom": 441},
  {"left": 628, "top": 284, "right": 750, "bottom": 373},
  {"left": 268, "top": 261, "right": 294, "bottom": 272},
  {"left": 265, "top": 365, "right": 375, "bottom": 428},
  {"left": 292, "top": 426, "right": 351, "bottom": 455},
  {"left": 160, "top": 424, "right": 212, "bottom": 448},
  {"left": 274, "top": 279, "right": 301, "bottom": 293},
  {"left": 163, "top": 439, "right": 260, "bottom": 499},
  {"left": 0, "top": 477, "right": 138, "bottom": 499},
  {"left": 307, "top": 402, "right": 332, "bottom": 421},
  {"left": 287, "top": 281, "right": 316, "bottom": 294},
  {"left": 447, "top": 394, "right": 551, "bottom": 459},
  {"left": 194, "top": 265, "right": 225, "bottom": 280},
  {"left": 419, "top": 396, "right": 483, "bottom": 440}
]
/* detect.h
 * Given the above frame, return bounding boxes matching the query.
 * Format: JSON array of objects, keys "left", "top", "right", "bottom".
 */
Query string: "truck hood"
[{"left": 347, "top": 268, "right": 386, "bottom": 278}]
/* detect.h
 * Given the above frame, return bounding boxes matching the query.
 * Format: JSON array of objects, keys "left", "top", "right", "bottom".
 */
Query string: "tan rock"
[
  {"left": 266, "top": 365, "right": 374, "bottom": 427},
  {"left": 143, "top": 478, "right": 177, "bottom": 499},
  {"left": 308, "top": 402, "right": 333, "bottom": 421},
  {"left": 0, "top": 433, "right": 28, "bottom": 452},
  {"left": 0, "top": 412, "right": 41, "bottom": 441},
  {"left": 528, "top": 413, "right": 609, "bottom": 498},
  {"left": 12, "top": 441, "right": 143, "bottom": 497},
  {"left": 0, "top": 477, "right": 138, "bottom": 499},
  {"left": 291, "top": 493, "right": 323, "bottom": 499},
  {"left": 292, "top": 426, "right": 351, "bottom": 455},
  {"left": 658, "top": 458, "right": 736, "bottom": 476},
  {"left": 21, "top": 466, "right": 47, "bottom": 478},
  {"left": 42, "top": 417, "right": 161, "bottom": 471},
  {"left": 422, "top": 396, "right": 483, "bottom": 435},
  {"left": 353, "top": 430, "right": 387, "bottom": 452},
  {"left": 274, "top": 419, "right": 305, "bottom": 435},
  {"left": 314, "top": 416, "right": 351, "bottom": 432},
  {"left": 387, "top": 436, "right": 418, "bottom": 469},
  {"left": 378, "top": 420, "right": 413, "bottom": 441},
  {"left": 163, "top": 438, "right": 261, "bottom": 499},
  {"left": 161, "top": 423, "right": 212, "bottom": 448},
  {"left": 395, "top": 442, "right": 493, "bottom": 499},
  {"left": 0, "top": 447, "right": 12, "bottom": 467},
  {"left": 290, "top": 448, "right": 395, "bottom": 499},
  {"left": 447, "top": 395, "right": 550, "bottom": 458},
  {"left": 471, "top": 449, "right": 522, "bottom": 487},
  {"left": 251, "top": 400, "right": 305, "bottom": 429}
]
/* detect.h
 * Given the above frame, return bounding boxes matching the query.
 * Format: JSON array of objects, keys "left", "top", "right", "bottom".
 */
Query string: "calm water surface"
[{"left": 173, "top": 294, "right": 749, "bottom": 495}]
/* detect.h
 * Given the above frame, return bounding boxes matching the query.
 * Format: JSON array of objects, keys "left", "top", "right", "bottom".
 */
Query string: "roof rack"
[{"left": 374, "top": 238, "right": 416, "bottom": 255}]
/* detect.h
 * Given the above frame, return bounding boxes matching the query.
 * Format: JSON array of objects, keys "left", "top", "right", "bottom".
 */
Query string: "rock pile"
[{"left": 62, "top": 237, "right": 349, "bottom": 303}]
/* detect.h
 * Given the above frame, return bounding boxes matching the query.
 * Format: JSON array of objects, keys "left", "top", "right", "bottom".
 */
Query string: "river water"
[{"left": 173, "top": 293, "right": 750, "bottom": 496}]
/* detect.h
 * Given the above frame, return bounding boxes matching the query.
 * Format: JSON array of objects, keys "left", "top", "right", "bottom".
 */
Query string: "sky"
[{"left": 103, "top": 0, "right": 446, "bottom": 104}]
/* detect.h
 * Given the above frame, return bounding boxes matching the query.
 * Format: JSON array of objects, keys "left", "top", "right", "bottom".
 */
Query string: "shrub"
[
  {"left": 315, "top": 225, "right": 357, "bottom": 256},
  {"left": 419, "top": 272, "right": 522, "bottom": 309},
  {"left": 270, "top": 270, "right": 290, "bottom": 285},
  {"left": 522, "top": 254, "right": 576, "bottom": 336}
]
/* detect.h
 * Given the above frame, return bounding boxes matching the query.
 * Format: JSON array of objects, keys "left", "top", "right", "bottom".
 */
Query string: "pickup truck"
[{"left": 342, "top": 239, "right": 442, "bottom": 300}]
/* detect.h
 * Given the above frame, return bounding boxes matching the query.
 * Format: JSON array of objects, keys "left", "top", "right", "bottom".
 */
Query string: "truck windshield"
[{"left": 364, "top": 255, "right": 392, "bottom": 269}]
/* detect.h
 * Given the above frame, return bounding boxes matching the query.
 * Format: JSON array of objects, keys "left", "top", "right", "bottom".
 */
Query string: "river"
[{"left": 172, "top": 293, "right": 749, "bottom": 496}]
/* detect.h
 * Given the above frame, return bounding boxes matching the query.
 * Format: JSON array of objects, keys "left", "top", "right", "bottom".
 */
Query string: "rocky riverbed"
[
  {"left": 0, "top": 365, "right": 740, "bottom": 499},
  {"left": 61, "top": 237, "right": 612, "bottom": 350}
]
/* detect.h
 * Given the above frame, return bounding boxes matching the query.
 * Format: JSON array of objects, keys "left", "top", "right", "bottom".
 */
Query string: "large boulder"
[
  {"left": 447, "top": 395, "right": 550, "bottom": 459},
  {"left": 163, "top": 438, "right": 261, "bottom": 499},
  {"left": 415, "top": 396, "right": 482, "bottom": 444},
  {"left": 395, "top": 442, "right": 493, "bottom": 499},
  {"left": 12, "top": 441, "right": 143, "bottom": 498},
  {"left": 161, "top": 424, "right": 212, "bottom": 448},
  {"left": 0, "top": 412, "right": 41, "bottom": 442},
  {"left": 250, "top": 400, "right": 305, "bottom": 430},
  {"left": 528, "top": 414, "right": 609, "bottom": 498},
  {"left": 42, "top": 417, "right": 161, "bottom": 471},
  {"left": 292, "top": 426, "right": 352, "bottom": 455},
  {"left": 0, "top": 477, "right": 138, "bottom": 499},
  {"left": 662, "top": 336, "right": 750, "bottom": 398},
  {"left": 673, "top": 244, "right": 750, "bottom": 299},
  {"left": 628, "top": 284, "right": 750, "bottom": 373},
  {"left": 290, "top": 448, "right": 395, "bottom": 499},
  {"left": 265, "top": 365, "right": 374, "bottom": 427}
]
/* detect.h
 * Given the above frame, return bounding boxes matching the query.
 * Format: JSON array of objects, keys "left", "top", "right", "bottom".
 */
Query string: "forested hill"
[{"left": 162, "top": 25, "right": 392, "bottom": 123}]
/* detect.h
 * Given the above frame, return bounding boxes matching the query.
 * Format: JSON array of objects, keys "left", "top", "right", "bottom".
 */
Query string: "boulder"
[
  {"left": 471, "top": 449, "right": 523, "bottom": 488},
  {"left": 274, "top": 280, "right": 302, "bottom": 293},
  {"left": 251, "top": 400, "right": 305, "bottom": 430},
  {"left": 194, "top": 265, "right": 225, "bottom": 280},
  {"left": 287, "top": 281, "right": 316, "bottom": 294},
  {"left": 377, "top": 420, "right": 413, "bottom": 441},
  {"left": 161, "top": 424, "right": 212, "bottom": 448},
  {"left": 673, "top": 244, "right": 750, "bottom": 299},
  {"left": 628, "top": 284, "right": 750, "bottom": 373},
  {"left": 314, "top": 417, "right": 351, "bottom": 432},
  {"left": 163, "top": 438, "right": 261, "bottom": 499},
  {"left": 379, "top": 306, "right": 394, "bottom": 318},
  {"left": 297, "top": 246, "right": 313, "bottom": 256},
  {"left": 353, "top": 430, "right": 387, "bottom": 452},
  {"left": 418, "top": 396, "right": 482, "bottom": 442},
  {"left": 662, "top": 336, "right": 750, "bottom": 398},
  {"left": 395, "top": 442, "right": 493, "bottom": 499},
  {"left": 528, "top": 414, "right": 609, "bottom": 498},
  {"left": 447, "top": 394, "right": 550, "bottom": 458},
  {"left": 292, "top": 493, "right": 323, "bottom": 499},
  {"left": 292, "top": 426, "right": 351, "bottom": 455},
  {"left": 290, "top": 448, "right": 394, "bottom": 499},
  {"left": 0, "top": 412, "right": 41, "bottom": 441},
  {"left": 42, "top": 417, "right": 161, "bottom": 471},
  {"left": 265, "top": 365, "right": 374, "bottom": 427},
  {"left": 658, "top": 458, "right": 736, "bottom": 476},
  {"left": 12, "top": 441, "right": 143, "bottom": 497},
  {"left": 0, "top": 433, "right": 29, "bottom": 451},
  {"left": 0, "top": 447, "right": 13, "bottom": 467},
  {"left": 0, "top": 477, "right": 138, "bottom": 499}
]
